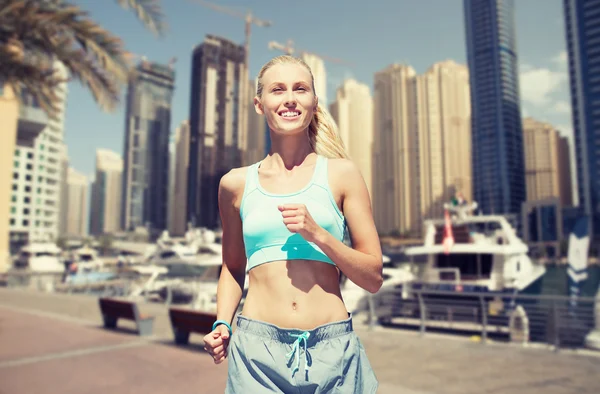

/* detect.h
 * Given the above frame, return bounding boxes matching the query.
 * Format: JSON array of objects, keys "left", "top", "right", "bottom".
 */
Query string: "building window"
[
  {"left": 25, "top": 175, "right": 31, "bottom": 181},
  {"left": 26, "top": 163, "right": 33, "bottom": 170},
  {"left": 22, "top": 219, "right": 29, "bottom": 226},
  {"left": 12, "top": 184, "right": 17, "bottom": 191},
  {"left": 23, "top": 208, "right": 29, "bottom": 215},
  {"left": 11, "top": 196, "right": 16, "bottom": 203},
  {"left": 10, "top": 207, "right": 15, "bottom": 214},
  {"left": 24, "top": 186, "right": 31, "bottom": 192},
  {"left": 27, "top": 152, "right": 34, "bottom": 159},
  {"left": 24, "top": 197, "right": 30, "bottom": 204},
  {"left": 14, "top": 160, "right": 18, "bottom": 168},
  {"left": 9, "top": 219, "right": 15, "bottom": 226},
  {"left": 13, "top": 173, "right": 18, "bottom": 180}
]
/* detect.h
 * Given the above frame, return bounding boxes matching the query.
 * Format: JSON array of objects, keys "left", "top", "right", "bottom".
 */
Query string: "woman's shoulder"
[
  {"left": 326, "top": 157, "right": 361, "bottom": 178},
  {"left": 325, "top": 157, "right": 367, "bottom": 193},
  {"left": 219, "top": 165, "right": 252, "bottom": 197}
]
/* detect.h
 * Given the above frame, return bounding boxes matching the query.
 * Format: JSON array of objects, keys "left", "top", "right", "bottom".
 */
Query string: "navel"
[{"left": 292, "top": 301, "right": 297, "bottom": 311}]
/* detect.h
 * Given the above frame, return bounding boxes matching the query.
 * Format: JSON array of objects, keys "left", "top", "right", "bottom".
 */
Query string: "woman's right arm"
[{"left": 215, "top": 169, "right": 248, "bottom": 326}]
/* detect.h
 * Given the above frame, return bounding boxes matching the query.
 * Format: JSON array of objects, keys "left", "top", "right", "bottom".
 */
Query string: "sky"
[{"left": 66, "top": 0, "right": 572, "bottom": 180}]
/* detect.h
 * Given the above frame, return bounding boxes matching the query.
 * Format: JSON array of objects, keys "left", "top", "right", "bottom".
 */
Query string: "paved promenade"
[{"left": 1, "top": 288, "right": 599, "bottom": 393}]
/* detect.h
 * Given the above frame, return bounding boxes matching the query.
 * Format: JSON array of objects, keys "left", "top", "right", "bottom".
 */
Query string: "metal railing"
[
  {"left": 3, "top": 271, "right": 598, "bottom": 351},
  {"left": 366, "top": 288, "right": 598, "bottom": 351}
]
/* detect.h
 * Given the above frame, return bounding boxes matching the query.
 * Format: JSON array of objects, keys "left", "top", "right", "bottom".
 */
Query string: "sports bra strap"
[
  {"left": 243, "top": 161, "right": 260, "bottom": 198},
  {"left": 312, "top": 155, "right": 330, "bottom": 188}
]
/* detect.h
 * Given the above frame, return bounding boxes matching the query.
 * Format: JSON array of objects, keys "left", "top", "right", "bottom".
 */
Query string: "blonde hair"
[{"left": 256, "top": 55, "right": 348, "bottom": 159}]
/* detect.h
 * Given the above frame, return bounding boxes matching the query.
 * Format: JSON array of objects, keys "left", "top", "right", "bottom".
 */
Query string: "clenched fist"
[
  {"left": 203, "top": 324, "right": 230, "bottom": 364},
  {"left": 279, "top": 204, "right": 325, "bottom": 243}
]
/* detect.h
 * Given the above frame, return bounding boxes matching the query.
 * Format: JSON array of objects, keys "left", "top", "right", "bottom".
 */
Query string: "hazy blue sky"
[{"left": 66, "top": 0, "right": 571, "bottom": 178}]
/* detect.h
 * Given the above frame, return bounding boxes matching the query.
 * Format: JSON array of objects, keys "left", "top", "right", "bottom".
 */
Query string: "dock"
[{"left": 1, "top": 288, "right": 599, "bottom": 393}]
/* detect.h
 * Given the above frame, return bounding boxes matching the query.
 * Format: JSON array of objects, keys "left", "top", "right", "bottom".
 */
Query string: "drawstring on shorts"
[{"left": 286, "top": 331, "right": 310, "bottom": 377}]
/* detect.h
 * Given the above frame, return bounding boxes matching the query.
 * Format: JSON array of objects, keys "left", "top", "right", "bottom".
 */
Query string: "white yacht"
[
  {"left": 70, "top": 246, "right": 104, "bottom": 272},
  {"left": 404, "top": 202, "right": 545, "bottom": 295},
  {"left": 13, "top": 242, "right": 64, "bottom": 273},
  {"left": 341, "top": 255, "right": 415, "bottom": 314},
  {"left": 144, "top": 227, "right": 221, "bottom": 265},
  {"left": 370, "top": 202, "right": 547, "bottom": 329}
]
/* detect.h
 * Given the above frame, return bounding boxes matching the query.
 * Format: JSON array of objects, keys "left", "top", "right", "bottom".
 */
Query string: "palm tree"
[{"left": 0, "top": 0, "right": 166, "bottom": 115}]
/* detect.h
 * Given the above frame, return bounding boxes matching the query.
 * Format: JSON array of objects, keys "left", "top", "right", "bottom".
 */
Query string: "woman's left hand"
[{"left": 279, "top": 204, "right": 325, "bottom": 243}]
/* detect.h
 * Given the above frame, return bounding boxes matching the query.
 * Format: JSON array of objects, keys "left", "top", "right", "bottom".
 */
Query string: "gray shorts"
[{"left": 225, "top": 314, "right": 379, "bottom": 394}]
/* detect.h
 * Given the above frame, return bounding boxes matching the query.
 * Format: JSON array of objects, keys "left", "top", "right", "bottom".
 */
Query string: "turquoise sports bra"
[{"left": 240, "top": 155, "right": 346, "bottom": 272}]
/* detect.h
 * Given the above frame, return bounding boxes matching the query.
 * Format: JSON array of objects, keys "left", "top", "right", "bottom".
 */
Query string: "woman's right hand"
[{"left": 203, "top": 324, "right": 231, "bottom": 364}]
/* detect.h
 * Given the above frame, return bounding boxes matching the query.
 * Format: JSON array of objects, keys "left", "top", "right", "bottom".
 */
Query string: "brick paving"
[{"left": 1, "top": 288, "right": 600, "bottom": 394}]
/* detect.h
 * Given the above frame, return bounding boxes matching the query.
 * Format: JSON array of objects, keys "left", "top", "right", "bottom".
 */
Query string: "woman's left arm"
[{"left": 280, "top": 159, "right": 383, "bottom": 293}]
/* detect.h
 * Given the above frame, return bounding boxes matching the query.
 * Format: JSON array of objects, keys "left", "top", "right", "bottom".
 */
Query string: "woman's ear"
[{"left": 254, "top": 96, "right": 264, "bottom": 115}]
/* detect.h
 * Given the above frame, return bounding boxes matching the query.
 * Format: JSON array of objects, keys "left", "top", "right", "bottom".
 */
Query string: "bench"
[
  {"left": 168, "top": 307, "right": 217, "bottom": 345},
  {"left": 98, "top": 297, "right": 154, "bottom": 336}
]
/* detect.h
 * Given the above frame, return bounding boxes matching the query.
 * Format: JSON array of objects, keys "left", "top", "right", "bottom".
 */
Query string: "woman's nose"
[{"left": 283, "top": 91, "right": 296, "bottom": 106}]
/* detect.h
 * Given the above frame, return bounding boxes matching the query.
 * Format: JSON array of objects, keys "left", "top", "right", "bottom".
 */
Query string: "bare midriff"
[{"left": 241, "top": 259, "right": 349, "bottom": 330}]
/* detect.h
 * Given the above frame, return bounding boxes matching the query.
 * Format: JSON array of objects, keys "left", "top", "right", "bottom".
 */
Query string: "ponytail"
[{"left": 308, "top": 103, "right": 348, "bottom": 159}]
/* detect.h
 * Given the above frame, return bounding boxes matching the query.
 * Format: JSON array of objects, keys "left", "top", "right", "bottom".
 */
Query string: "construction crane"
[
  {"left": 125, "top": 54, "right": 177, "bottom": 71},
  {"left": 268, "top": 39, "right": 353, "bottom": 66},
  {"left": 167, "top": 56, "right": 177, "bottom": 70},
  {"left": 187, "top": 0, "right": 272, "bottom": 68}
]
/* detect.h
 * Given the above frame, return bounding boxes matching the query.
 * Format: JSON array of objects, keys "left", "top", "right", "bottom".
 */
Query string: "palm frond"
[
  {"left": 0, "top": 0, "right": 167, "bottom": 117},
  {"left": 0, "top": 0, "right": 131, "bottom": 115},
  {"left": 115, "top": 0, "right": 166, "bottom": 37}
]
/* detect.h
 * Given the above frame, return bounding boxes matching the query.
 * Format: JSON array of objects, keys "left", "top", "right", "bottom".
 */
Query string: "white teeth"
[{"left": 281, "top": 111, "right": 299, "bottom": 117}]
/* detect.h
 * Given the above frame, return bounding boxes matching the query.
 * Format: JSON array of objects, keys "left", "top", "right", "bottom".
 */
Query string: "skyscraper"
[
  {"left": 89, "top": 149, "right": 123, "bottom": 235},
  {"left": 301, "top": 53, "right": 327, "bottom": 106},
  {"left": 563, "top": 0, "right": 600, "bottom": 238},
  {"left": 329, "top": 79, "right": 373, "bottom": 197},
  {"left": 0, "top": 83, "right": 21, "bottom": 269},
  {"left": 464, "top": 0, "right": 526, "bottom": 217},
  {"left": 9, "top": 61, "right": 68, "bottom": 249},
  {"left": 523, "top": 118, "right": 573, "bottom": 207},
  {"left": 244, "top": 79, "right": 266, "bottom": 166},
  {"left": 65, "top": 168, "right": 88, "bottom": 236},
  {"left": 187, "top": 35, "right": 246, "bottom": 229},
  {"left": 372, "top": 64, "right": 419, "bottom": 236},
  {"left": 416, "top": 60, "right": 472, "bottom": 222},
  {"left": 170, "top": 120, "right": 190, "bottom": 236},
  {"left": 121, "top": 60, "right": 175, "bottom": 237},
  {"left": 58, "top": 146, "right": 69, "bottom": 236}
]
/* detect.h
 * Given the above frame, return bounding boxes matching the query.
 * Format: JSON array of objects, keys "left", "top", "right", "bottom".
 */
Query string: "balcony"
[{"left": 17, "top": 104, "right": 47, "bottom": 148}]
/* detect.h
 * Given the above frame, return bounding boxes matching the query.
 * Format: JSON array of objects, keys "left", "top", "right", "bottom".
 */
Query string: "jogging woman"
[{"left": 204, "top": 55, "right": 382, "bottom": 393}]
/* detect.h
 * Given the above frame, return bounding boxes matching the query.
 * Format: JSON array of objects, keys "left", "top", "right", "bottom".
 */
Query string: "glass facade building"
[
  {"left": 187, "top": 35, "right": 245, "bottom": 229},
  {"left": 121, "top": 61, "right": 175, "bottom": 237},
  {"left": 564, "top": 0, "right": 600, "bottom": 239},
  {"left": 464, "top": 0, "right": 526, "bottom": 218}
]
